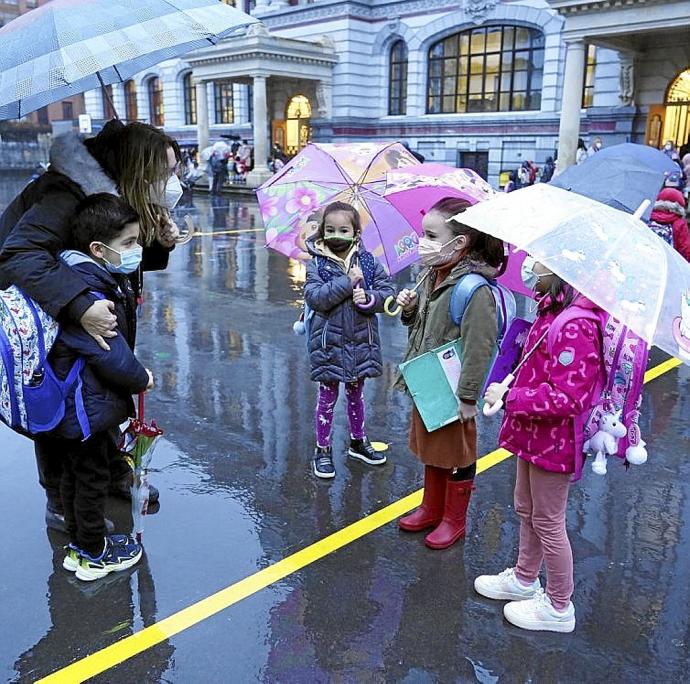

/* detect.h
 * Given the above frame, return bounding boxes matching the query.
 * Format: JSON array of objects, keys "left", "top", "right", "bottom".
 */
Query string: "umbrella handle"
[
  {"left": 482, "top": 374, "right": 515, "bottom": 417},
  {"left": 633, "top": 199, "right": 650, "bottom": 220},
  {"left": 138, "top": 393, "right": 145, "bottom": 421},
  {"left": 384, "top": 296, "right": 403, "bottom": 317}
]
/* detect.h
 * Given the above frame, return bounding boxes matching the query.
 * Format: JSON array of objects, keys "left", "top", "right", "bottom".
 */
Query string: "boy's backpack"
[
  {"left": 647, "top": 219, "right": 674, "bottom": 246},
  {"left": 0, "top": 286, "right": 88, "bottom": 437},
  {"left": 546, "top": 304, "right": 649, "bottom": 473},
  {"left": 448, "top": 273, "right": 525, "bottom": 392}
]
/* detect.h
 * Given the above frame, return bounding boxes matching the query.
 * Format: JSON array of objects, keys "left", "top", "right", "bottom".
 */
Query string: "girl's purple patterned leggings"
[{"left": 315, "top": 380, "right": 366, "bottom": 447}]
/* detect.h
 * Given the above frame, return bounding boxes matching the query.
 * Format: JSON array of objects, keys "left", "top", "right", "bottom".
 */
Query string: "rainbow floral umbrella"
[{"left": 257, "top": 142, "right": 420, "bottom": 274}]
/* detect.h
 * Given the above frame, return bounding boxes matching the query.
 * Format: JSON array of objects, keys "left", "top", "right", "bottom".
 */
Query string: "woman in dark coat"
[
  {"left": 304, "top": 201, "right": 395, "bottom": 480},
  {"left": 0, "top": 120, "right": 181, "bottom": 530}
]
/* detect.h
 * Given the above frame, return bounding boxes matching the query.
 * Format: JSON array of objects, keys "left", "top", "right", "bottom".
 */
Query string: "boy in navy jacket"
[{"left": 50, "top": 194, "right": 153, "bottom": 581}]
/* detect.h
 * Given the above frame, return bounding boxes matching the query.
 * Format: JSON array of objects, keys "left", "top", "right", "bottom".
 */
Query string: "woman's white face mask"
[{"left": 151, "top": 174, "right": 183, "bottom": 210}]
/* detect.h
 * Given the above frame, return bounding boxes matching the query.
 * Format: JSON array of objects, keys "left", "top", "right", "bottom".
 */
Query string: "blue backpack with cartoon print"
[{"left": 0, "top": 286, "right": 89, "bottom": 437}]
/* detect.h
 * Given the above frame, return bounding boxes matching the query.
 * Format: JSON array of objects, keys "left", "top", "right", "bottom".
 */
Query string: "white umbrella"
[{"left": 455, "top": 183, "right": 690, "bottom": 364}]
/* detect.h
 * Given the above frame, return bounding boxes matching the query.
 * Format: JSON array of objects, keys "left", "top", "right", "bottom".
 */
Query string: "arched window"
[
  {"left": 663, "top": 69, "right": 690, "bottom": 147},
  {"left": 125, "top": 80, "right": 138, "bottom": 121},
  {"left": 427, "top": 25, "right": 544, "bottom": 114},
  {"left": 147, "top": 76, "right": 164, "bottom": 126},
  {"left": 183, "top": 73, "right": 197, "bottom": 125},
  {"left": 215, "top": 81, "right": 234, "bottom": 124},
  {"left": 389, "top": 40, "right": 408, "bottom": 116},
  {"left": 582, "top": 45, "right": 597, "bottom": 108}
]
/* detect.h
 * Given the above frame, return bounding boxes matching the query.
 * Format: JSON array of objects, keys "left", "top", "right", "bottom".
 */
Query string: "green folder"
[{"left": 400, "top": 340, "right": 464, "bottom": 432}]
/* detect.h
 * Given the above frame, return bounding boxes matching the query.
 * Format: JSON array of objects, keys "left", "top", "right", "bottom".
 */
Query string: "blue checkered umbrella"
[{"left": 0, "top": 0, "right": 257, "bottom": 120}]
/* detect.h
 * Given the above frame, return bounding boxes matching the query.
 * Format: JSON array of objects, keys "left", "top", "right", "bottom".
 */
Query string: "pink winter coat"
[{"left": 499, "top": 296, "right": 604, "bottom": 479}]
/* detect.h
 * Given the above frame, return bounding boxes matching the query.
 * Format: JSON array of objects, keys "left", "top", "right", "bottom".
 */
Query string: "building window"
[
  {"left": 582, "top": 45, "right": 596, "bottom": 108},
  {"left": 62, "top": 101, "right": 74, "bottom": 120},
  {"left": 148, "top": 76, "right": 164, "bottom": 126},
  {"left": 183, "top": 73, "right": 197, "bottom": 125},
  {"left": 427, "top": 25, "right": 545, "bottom": 114},
  {"left": 125, "top": 80, "right": 138, "bottom": 121},
  {"left": 103, "top": 85, "right": 116, "bottom": 120},
  {"left": 215, "top": 82, "right": 234, "bottom": 124},
  {"left": 388, "top": 40, "right": 408, "bottom": 115},
  {"left": 37, "top": 106, "right": 49, "bottom": 125}
]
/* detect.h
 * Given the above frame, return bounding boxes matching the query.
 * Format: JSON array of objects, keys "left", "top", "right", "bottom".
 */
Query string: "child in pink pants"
[{"left": 474, "top": 256, "right": 604, "bottom": 633}]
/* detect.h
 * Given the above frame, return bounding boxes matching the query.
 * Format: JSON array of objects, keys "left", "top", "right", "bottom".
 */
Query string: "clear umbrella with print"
[
  {"left": 0, "top": 0, "right": 257, "bottom": 120},
  {"left": 455, "top": 183, "right": 690, "bottom": 366}
]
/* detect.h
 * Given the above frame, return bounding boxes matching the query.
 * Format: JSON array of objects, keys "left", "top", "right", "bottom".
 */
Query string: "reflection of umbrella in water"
[
  {"left": 456, "top": 183, "right": 690, "bottom": 365},
  {"left": 0, "top": 0, "right": 257, "bottom": 119},
  {"left": 119, "top": 394, "right": 163, "bottom": 543}
]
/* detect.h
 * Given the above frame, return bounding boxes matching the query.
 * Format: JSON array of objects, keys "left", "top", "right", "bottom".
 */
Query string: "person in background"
[
  {"left": 587, "top": 137, "right": 603, "bottom": 157},
  {"left": 540, "top": 156, "right": 556, "bottom": 183},
  {"left": 575, "top": 139, "right": 588, "bottom": 165},
  {"left": 648, "top": 187, "right": 690, "bottom": 261}
]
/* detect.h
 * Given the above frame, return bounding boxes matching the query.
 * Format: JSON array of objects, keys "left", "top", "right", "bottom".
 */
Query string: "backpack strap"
[{"left": 449, "top": 274, "right": 510, "bottom": 340}]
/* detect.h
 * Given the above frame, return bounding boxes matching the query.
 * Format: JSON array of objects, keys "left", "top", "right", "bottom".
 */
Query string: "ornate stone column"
[
  {"left": 556, "top": 40, "right": 586, "bottom": 173},
  {"left": 195, "top": 79, "right": 210, "bottom": 152},
  {"left": 246, "top": 75, "right": 273, "bottom": 188}
]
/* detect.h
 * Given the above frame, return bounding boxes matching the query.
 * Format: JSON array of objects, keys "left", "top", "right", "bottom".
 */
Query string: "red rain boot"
[
  {"left": 424, "top": 479, "right": 475, "bottom": 549},
  {"left": 399, "top": 466, "right": 449, "bottom": 532}
]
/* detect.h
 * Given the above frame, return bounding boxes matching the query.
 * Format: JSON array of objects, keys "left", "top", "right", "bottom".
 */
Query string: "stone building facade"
[{"left": 81, "top": 0, "right": 690, "bottom": 188}]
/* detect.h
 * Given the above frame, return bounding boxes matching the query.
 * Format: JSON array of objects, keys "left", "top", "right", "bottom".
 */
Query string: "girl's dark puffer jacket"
[{"left": 304, "top": 238, "right": 395, "bottom": 384}]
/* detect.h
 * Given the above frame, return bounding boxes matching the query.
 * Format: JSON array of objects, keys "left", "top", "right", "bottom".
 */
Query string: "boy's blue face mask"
[{"left": 99, "top": 243, "right": 143, "bottom": 275}]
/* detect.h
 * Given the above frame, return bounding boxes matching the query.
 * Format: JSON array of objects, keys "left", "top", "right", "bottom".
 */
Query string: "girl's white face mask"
[{"left": 418, "top": 235, "right": 461, "bottom": 267}]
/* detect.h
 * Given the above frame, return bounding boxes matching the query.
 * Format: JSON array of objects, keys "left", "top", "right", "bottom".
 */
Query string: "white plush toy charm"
[
  {"left": 584, "top": 410, "right": 627, "bottom": 476},
  {"left": 625, "top": 438, "right": 648, "bottom": 466}
]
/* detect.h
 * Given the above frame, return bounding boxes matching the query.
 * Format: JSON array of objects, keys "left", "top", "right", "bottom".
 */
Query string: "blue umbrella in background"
[
  {"left": 551, "top": 143, "right": 679, "bottom": 218},
  {"left": 0, "top": 0, "right": 257, "bottom": 120}
]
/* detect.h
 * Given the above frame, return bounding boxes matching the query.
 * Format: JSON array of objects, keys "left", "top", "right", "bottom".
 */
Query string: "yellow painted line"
[
  {"left": 644, "top": 357, "right": 682, "bottom": 383},
  {"left": 192, "top": 228, "right": 264, "bottom": 237},
  {"left": 38, "top": 357, "right": 682, "bottom": 684}
]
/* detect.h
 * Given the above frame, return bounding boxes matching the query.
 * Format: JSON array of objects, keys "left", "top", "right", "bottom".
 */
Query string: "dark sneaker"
[
  {"left": 109, "top": 473, "right": 160, "bottom": 504},
  {"left": 313, "top": 446, "right": 335, "bottom": 480},
  {"left": 75, "top": 536, "right": 143, "bottom": 582},
  {"left": 46, "top": 505, "right": 114, "bottom": 535},
  {"left": 348, "top": 437, "right": 386, "bottom": 466}
]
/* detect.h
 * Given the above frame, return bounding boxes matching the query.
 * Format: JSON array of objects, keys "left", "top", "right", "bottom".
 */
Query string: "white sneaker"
[
  {"left": 474, "top": 568, "right": 541, "bottom": 601},
  {"left": 503, "top": 588, "right": 576, "bottom": 633}
]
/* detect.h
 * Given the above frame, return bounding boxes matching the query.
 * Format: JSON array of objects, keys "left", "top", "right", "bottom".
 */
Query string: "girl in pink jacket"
[{"left": 474, "top": 257, "right": 604, "bottom": 634}]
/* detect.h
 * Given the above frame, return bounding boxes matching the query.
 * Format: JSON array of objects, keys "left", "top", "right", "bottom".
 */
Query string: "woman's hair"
[
  {"left": 428, "top": 197, "right": 507, "bottom": 275},
  {"left": 71, "top": 193, "right": 139, "bottom": 255},
  {"left": 317, "top": 201, "right": 362, "bottom": 239},
  {"left": 85, "top": 121, "right": 172, "bottom": 246}
]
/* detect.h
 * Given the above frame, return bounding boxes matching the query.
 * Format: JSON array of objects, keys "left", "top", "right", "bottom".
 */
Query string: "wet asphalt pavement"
[{"left": 1, "top": 182, "right": 690, "bottom": 683}]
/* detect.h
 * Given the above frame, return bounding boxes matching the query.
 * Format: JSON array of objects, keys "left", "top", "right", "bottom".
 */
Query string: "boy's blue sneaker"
[{"left": 75, "top": 536, "right": 142, "bottom": 582}]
